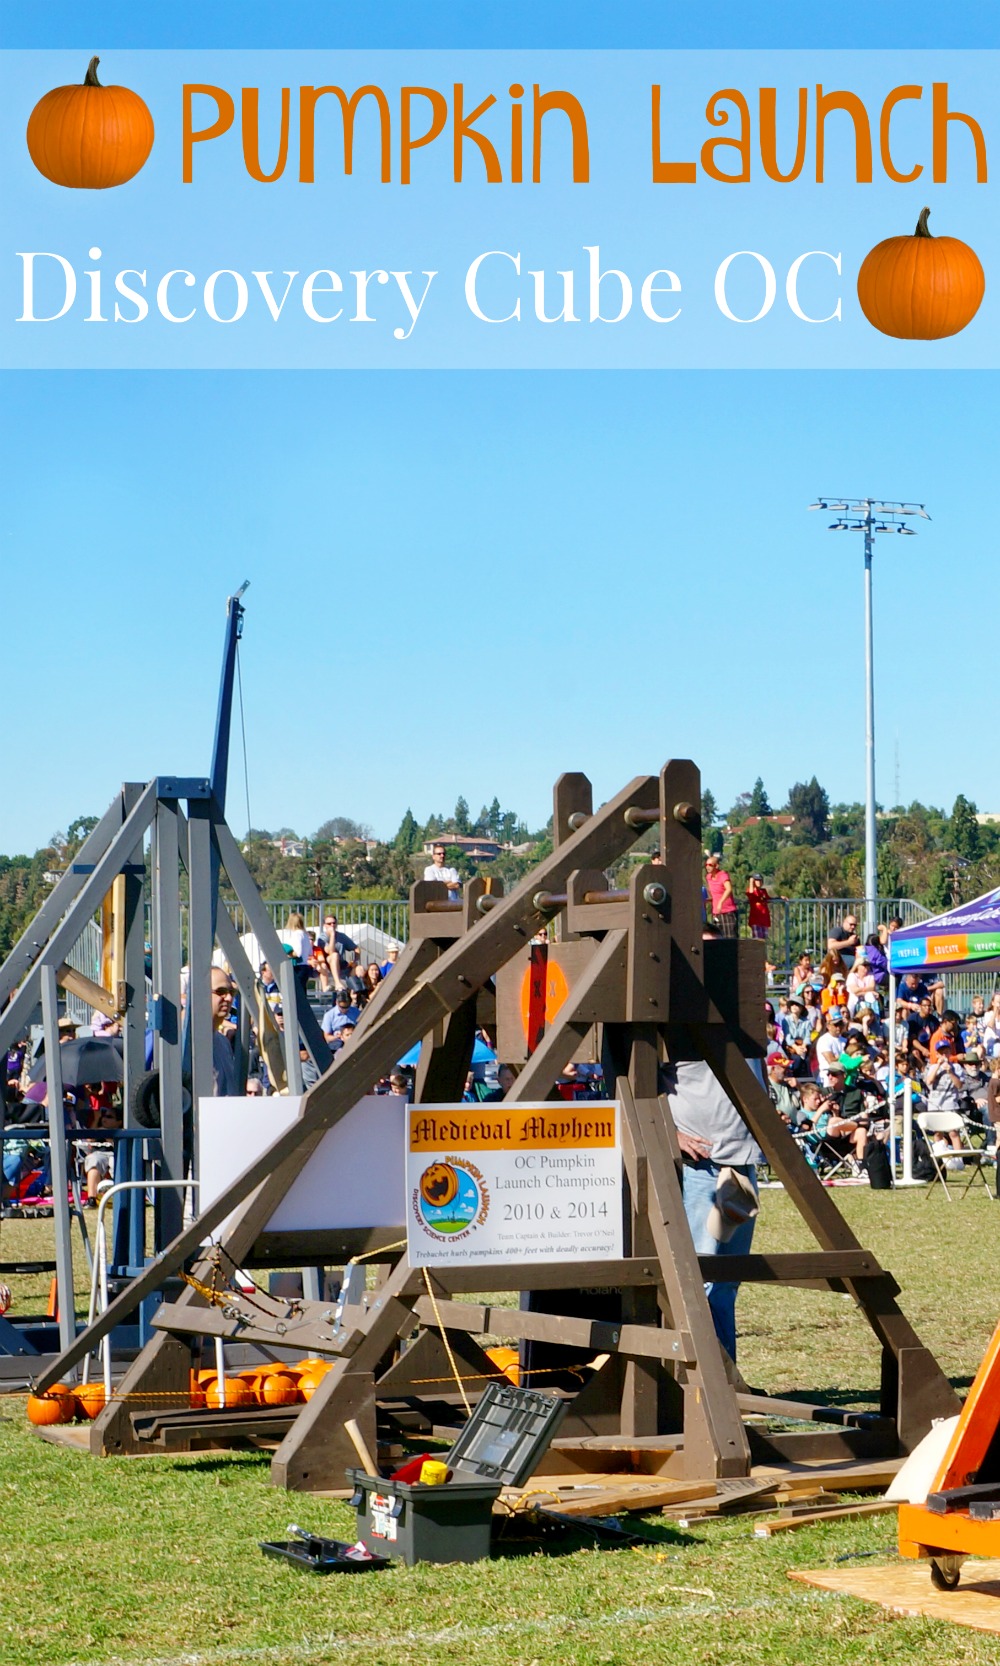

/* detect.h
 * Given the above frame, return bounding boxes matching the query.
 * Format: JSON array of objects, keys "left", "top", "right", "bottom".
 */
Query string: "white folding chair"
[{"left": 916, "top": 1110, "right": 995, "bottom": 1201}]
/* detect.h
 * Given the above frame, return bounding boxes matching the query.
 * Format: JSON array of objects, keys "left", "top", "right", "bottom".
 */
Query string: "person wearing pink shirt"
[{"left": 704, "top": 853, "right": 737, "bottom": 939}]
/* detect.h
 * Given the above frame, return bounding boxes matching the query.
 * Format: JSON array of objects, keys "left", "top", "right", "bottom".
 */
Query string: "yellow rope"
[{"left": 421, "top": 1266, "right": 472, "bottom": 1418}]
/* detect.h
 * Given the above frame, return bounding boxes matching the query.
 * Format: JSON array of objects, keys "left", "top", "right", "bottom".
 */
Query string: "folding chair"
[
  {"left": 916, "top": 1110, "right": 995, "bottom": 1201},
  {"left": 794, "top": 1126, "right": 858, "bottom": 1183}
]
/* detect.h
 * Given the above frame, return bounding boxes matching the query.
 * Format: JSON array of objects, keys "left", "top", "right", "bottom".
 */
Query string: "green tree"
[
  {"left": 748, "top": 777, "right": 771, "bottom": 817},
  {"left": 949, "top": 793, "right": 981, "bottom": 862},
  {"left": 876, "top": 839, "right": 902, "bottom": 900},
  {"left": 701, "top": 788, "right": 718, "bottom": 830},
  {"left": 66, "top": 814, "right": 99, "bottom": 850},
  {"left": 314, "top": 816, "right": 371, "bottom": 841},
  {"left": 773, "top": 843, "right": 848, "bottom": 898},
  {"left": 787, "top": 778, "right": 830, "bottom": 844},
  {"left": 393, "top": 808, "right": 421, "bottom": 854},
  {"left": 453, "top": 796, "right": 471, "bottom": 835},
  {"left": 487, "top": 796, "right": 502, "bottom": 840},
  {"left": 926, "top": 857, "right": 956, "bottom": 913}
]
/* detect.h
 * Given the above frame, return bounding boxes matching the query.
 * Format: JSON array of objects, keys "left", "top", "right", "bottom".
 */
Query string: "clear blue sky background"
[{"left": 2, "top": 2, "right": 997, "bottom": 855}]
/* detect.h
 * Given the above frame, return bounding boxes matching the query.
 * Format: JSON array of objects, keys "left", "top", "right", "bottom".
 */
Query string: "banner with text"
[{"left": 406, "top": 1100, "right": 623, "bottom": 1267}]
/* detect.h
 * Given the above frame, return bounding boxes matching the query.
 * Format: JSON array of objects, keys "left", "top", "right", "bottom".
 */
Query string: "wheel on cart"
[{"left": 929, "top": 1554, "right": 965, "bottom": 1591}]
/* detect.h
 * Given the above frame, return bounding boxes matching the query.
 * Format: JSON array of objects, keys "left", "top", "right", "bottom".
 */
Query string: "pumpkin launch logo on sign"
[{"left": 413, "top": 1158, "right": 490, "bottom": 1243}]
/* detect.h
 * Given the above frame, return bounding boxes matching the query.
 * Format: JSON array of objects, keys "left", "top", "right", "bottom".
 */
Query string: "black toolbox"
[{"left": 348, "top": 1382, "right": 567, "bottom": 1565}]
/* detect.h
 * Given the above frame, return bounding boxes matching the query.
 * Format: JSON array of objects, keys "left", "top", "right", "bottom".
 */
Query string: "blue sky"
[{"left": 1, "top": 2, "right": 997, "bottom": 854}]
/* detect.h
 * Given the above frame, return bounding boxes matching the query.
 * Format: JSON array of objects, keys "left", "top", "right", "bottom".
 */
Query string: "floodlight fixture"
[{"left": 807, "top": 493, "right": 929, "bottom": 939}]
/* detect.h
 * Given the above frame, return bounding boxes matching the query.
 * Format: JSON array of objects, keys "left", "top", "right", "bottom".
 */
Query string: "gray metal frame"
[{"left": 0, "top": 778, "right": 331, "bottom": 1359}]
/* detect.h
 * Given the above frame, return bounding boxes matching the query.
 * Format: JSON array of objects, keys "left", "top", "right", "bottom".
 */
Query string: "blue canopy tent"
[
  {"left": 889, "top": 888, "right": 1000, "bottom": 976},
  {"left": 887, "top": 889, "right": 1000, "bottom": 1183},
  {"left": 396, "top": 1036, "right": 497, "bottom": 1070}
]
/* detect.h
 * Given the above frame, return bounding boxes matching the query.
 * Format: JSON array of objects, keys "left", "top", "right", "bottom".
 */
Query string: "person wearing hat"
[
  {"left": 815, "top": 1013, "right": 848, "bottom": 1085},
  {"left": 766, "top": 1055, "right": 800, "bottom": 1124},
  {"left": 661, "top": 1041, "right": 763, "bottom": 1364},
  {"left": 782, "top": 995, "right": 812, "bottom": 1053},
  {"left": 820, "top": 972, "right": 849, "bottom": 1020}
]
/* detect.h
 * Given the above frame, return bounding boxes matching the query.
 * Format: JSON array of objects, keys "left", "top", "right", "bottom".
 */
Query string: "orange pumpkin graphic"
[
  {"left": 27, "top": 57, "right": 154, "bottom": 189},
  {"left": 420, "top": 1163, "right": 459, "bottom": 1208},
  {"left": 857, "top": 208, "right": 984, "bottom": 340}
]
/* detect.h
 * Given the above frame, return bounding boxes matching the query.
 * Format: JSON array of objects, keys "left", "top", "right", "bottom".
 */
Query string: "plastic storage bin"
[{"left": 348, "top": 1382, "right": 567, "bottom": 1565}]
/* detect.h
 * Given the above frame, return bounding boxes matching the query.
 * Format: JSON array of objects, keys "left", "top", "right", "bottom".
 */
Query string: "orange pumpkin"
[
  {"left": 27, "top": 57, "right": 154, "bottom": 189},
  {"left": 260, "top": 1371, "right": 300, "bottom": 1407},
  {"left": 26, "top": 1383, "right": 76, "bottom": 1426},
  {"left": 297, "top": 1365, "right": 332, "bottom": 1401},
  {"left": 74, "top": 1382, "right": 107, "bottom": 1421},
  {"left": 206, "top": 1376, "right": 253, "bottom": 1410},
  {"left": 857, "top": 207, "right": 984, "bottom": 340}
]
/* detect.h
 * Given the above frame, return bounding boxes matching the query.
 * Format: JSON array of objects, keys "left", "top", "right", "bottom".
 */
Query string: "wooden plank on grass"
[
  {"left": 500, "top": 1475, "right": 715, "bottom": 1518},
  {"left": 754, "top": 1499, "right": 898, "bottom": 1536}
]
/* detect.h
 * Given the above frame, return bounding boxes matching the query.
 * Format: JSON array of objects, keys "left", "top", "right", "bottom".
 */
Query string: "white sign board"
[
  {"left": 406, "top": 1101, "right": 622, "bottom": 1267},
  {"left": 198, "top": 1094, "right": 406, "bottom": 1238}
]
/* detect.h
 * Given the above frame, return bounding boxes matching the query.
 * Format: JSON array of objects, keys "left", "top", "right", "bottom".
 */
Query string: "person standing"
[
  {"left": 745, "top": 874, "right": 772, "bottom": 941},
  {"left": 704, "top": 853, "right": 738, "bottom": 939},
  {"left": 423, "top": 843, "right": 460, "bottom": 899},
  {"left": 210, "top": 973, "right": 239, "bottom": 1097},
  {"left": 661, "top": 1051, "right": 761, "bottom": 1363}
]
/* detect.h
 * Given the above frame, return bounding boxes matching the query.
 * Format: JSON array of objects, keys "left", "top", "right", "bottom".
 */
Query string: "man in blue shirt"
[{"left": 321, "top": 991, "right": 360, "bottom": 1038}]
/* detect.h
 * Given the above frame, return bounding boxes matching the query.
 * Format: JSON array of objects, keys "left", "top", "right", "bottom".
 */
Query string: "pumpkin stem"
[
  {"left": 84, "top": 56, "right": 102, "bottom": 87},
  {"left": 915, "top": 207, "right": 933, "bottom": 238}
]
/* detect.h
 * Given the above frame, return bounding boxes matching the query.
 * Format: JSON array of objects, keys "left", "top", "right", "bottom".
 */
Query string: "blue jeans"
[{"left": 682, "top": 1159, "right": 758, "bottom": 1363}]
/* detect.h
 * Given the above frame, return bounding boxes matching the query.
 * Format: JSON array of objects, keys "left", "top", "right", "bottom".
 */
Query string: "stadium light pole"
[{"left": 807, "top": 498, "right": 930, "bottom": 939}]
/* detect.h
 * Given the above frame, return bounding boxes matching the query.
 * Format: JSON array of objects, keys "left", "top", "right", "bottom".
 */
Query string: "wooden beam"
[
  {"left": 35, "top": 770, "right": 658, "bottom": 1393},
  {"left": 410, "top": 1297, "right": 695, "bottom": 1364},
  {"left": 56, "top": 964, "right": 118, "bottom": 1017},
  {"left": 697, "top": 1251, "right": 889, "bottom": 1286}
]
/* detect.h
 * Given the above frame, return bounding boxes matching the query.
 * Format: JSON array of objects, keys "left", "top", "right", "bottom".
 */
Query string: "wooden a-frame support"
[{"left": 34, "top": 762, "right": 959, "bottom": 1491}]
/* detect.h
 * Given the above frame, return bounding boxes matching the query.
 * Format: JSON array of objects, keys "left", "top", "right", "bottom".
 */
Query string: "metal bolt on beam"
[
  {"left": 643, "top": 882, "right": 668, "bottom": 906},
  {"left": 566, "top": 811, "right": 590, "bottom": 831},
  {"left": 532, "top": 891, "right": 565, "bottom": 913},
  {"left": 624, "top": 806, "right": 659, "bottom": 828},
  {"left": 673, "top": 801, "right": 698, "bottom": 824}
]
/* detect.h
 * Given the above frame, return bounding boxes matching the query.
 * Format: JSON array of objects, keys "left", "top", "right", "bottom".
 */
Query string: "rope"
[
  {"left": 27, "top": 1357, "right": 584, "bottom": 1406},
  {"left": 422, "top": 1266, "right": 472, "bottom": 1418}
]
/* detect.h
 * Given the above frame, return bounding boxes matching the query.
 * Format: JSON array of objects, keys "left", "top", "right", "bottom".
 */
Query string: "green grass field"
[{"left": 4, "top": 1187, "right": 1000, "bottom": 1666}]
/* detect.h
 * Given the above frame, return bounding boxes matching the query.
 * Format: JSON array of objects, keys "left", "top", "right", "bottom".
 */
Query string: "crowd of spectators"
[
  {"left": 757, "top": 900, "right": 996, "bottom": 1182},
  {"left": 4, "top": 876, "right": 998, "bottom": 1215}
]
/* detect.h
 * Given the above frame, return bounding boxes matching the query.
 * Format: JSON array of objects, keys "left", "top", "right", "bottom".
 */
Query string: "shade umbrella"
[
  {"left": 30, "top": 1036, "right": 124, "bottom": 1088},
  {"left": 396, "top": 1037, "right": 497, "bottom": 1069}
]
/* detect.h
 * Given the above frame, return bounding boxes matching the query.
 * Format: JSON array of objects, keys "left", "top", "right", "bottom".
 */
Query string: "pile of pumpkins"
[{"left": 25, "top": 1358, "right": 333, "bottom": 1425}]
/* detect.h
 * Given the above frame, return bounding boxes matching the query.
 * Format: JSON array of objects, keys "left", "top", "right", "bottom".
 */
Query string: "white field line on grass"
[{"left": 67, "top": 1590, "right": 838, "bottom": 1666}]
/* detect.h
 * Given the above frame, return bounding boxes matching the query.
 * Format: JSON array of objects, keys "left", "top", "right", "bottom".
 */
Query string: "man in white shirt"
[
  {"left": 661, "top": 1045, "right": 765, "bottom": 1364},
  {"left": 423, "top": 843, "right": 460, "bottom": 898},
  {"left": 815, "top": 1014, "right": 847, "bottom": 1085}
]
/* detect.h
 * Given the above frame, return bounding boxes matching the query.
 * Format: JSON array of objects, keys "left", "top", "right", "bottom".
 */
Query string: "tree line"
[
  {"left": 697, "top": 778, "right": 999, "bottom": 911},
  {"left": 0, "top": 782, "right": 992, "bottom": 961}
]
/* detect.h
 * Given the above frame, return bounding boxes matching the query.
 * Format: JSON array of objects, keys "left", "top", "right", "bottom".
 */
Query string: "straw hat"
[{"left": 706, "top": 1168, "right": 759, "bottom": 1244}]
